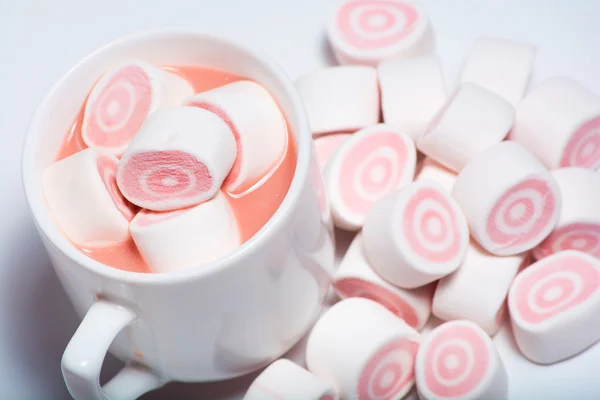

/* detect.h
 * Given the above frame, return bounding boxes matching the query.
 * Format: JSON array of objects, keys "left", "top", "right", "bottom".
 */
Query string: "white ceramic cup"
[{"left": 22, "top": 29, "right": 333, "bottom": 399}]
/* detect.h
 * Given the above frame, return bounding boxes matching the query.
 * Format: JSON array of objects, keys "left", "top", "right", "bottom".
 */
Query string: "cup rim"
[{"left": 22, "top": 28, "right": 312, "bottom": 285}]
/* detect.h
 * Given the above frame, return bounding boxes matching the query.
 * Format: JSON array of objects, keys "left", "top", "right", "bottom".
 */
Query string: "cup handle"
[{"left": 61, "top": 300, "right": 166, "bottom": 399}]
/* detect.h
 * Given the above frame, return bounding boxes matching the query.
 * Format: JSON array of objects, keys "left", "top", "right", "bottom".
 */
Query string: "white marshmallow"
[
  {"left": 117, "top": 107, "right": 236, "bottom": 211},
  {"left": 535, "top": 168, "right": 600, "bottom": 260},
  {"left": 460, "top": 37, "right": 536, "bottom": 107},
  {"left": 378, "top": 56, "right": 447, "bottom": 141},
  {"left": 129, "top": 191, "right": 240, "bottom": 273},
  {"left": 334, "top": 233, "right": 434, "bottom": 330},
  {"left": 416, "top": 158, "right": 457, "bottom": 192},
  {"left": 508, "top": 250, "right": 600, "bottom": 364},
  {"left": 452, "top": 141, "right": 561, "bottom": 256},
  {"left": 82, "top": 60, "right": 194, "bottom": 155},
  {"left": 306, "top": 298, "right": 421, "bottom": 400},
  {"left": 417, "top": 83, "right": 515, "bottom": 172},
  {"left": 43, "top": 147, "right": 138, "bottom": 247},
  {"left": 295, "top": 66, "right": 379, "bottom": 136},
  {"left": 415, "top": 320, "right": 508, "bottom": 400},
  {"left": 244, "top": 359, "right": 338, "bottom": 400},
  {"left": 432, "top": 241, "right": 528, "bottom": 335},
  {"left": 325, "top": 124, "right": 416, "bottom": 231},
  {"left": 185, "top": 80, "right": 287, "bottom": 192},
  {"left": 327, "top": 0, "right": 435, "bottom": 66},
  {"left": 511, "top": 77, "right": 600, "bottom": 170},
  {"left": 314, "top": 133, "right": 352, "bottom": 168}
]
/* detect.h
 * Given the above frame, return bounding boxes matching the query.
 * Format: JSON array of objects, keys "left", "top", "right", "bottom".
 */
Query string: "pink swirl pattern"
[
  {"left": 535, "top": 223, "right": 600, "bottom": 260},
  {"left": 357, "top": 338, "right": 419, "bottom": 400},
  {"left": 560, "top": 116, "right": 600, "bottom": 169},
  {"left": 423, "top": 323, "right": 489, "bottom": 398},
  {"left": 85, "top": 64, "right": 152, "bottom": 149},
  {"left": 97, "top": 156, "right": 138, "bottom": 220},
  {"left": 511, "top": 252, "right": 600, "bottom": 324},
  {"left": 337, "top": 0, "right": 419, "bottom": 50}
]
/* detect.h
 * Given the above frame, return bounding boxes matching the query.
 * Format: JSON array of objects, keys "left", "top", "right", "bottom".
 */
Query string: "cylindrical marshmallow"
[
  {"left": 452, "top": 141, "right": 561, "bottom": 256},
  {"left": 325, "top": 123, "right": 416, "bottom": 231},
  {"left": 327, "top": 0, "right": 434, "bottom": 66},
  {"left": 42, "top": 147, "right": 138, "bottom": 247},
  {"left": 416, "top": 158, "right": 457, "bottom": 193},
  {"left": 511, "top": 77, "right": 600, "bottom": 170},
  {"left": 129, "top": 191, "right": 240, "bottom": 273},
  {"left": 244, "top": 359, "right": 338, "bottom": 400},
  {"left": 314, "top": 133, "right": 352, "bottom": 168},
  {"left": 334, "top": 233, "right": 434, "bottom": 330},
  {"left": 535, "top": 168, "right": 600, "bottom": 260},
  {"left": 460, "top": 37, "right": 536, "bottom": 107},
  {"left": 306, "top": 298, "right": 420, "bottom": 400},
  {"left": 432, "top": 241, "right": 528, "bottom": 335},
  {"left": 363, "top": 180, "right": 469, "bottom": 289},
  {"left": 185, "top": 80, "right": 287, "bottom": 192},
  {"left": 508, "top": 250, "right": 600, "bottom": 364},
  {"left": 295, "top": 66, "right": 379, "bottom": 136},
  {"left": 417, "top": 83, "right": 515, "bottom": 173},
  {"left": 117, "top": 107, "right": 236, "bottom": 211},
  {"left": 82, "top": 60, "right": 194, "bottom": 154},
  {"left": 415, "top": 320, "right": 508, "bottom": 400},
  {"left": 378, "top": 56, "right": 447, "bottom": 141}
]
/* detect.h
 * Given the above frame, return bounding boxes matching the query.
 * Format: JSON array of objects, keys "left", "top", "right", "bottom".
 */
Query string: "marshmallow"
[
  {"left": 306, "top": 298, "right": 420, "bottom": 400},
  {"left": 334, "top": 233, "right": 433, "bottom": 330},
  {"left": 508, "top": 250, "right": 600, "bottom": 364},
  {"left": 535, "top": 168, "right": 600, "bottom": 260},
  {"left": 417, "top": 83, "right": 515, "bottom": 173},
  {"left": 363, "top": 180, "right": 469, "bottom": 289},
  {"left": 325, "top": 124, "right": 416, "bottom": 231},
  {"left": 117, "top": 107, "right": 236, "bottom": 211},
  {"left": 295, "top": 66, "right": 379, "bottom": 136},
  {"left": 460, "top": 37, "right": 536, "bottom": 107},
  {"left": 314, "top": 133, "right": 352, "bottom": 168},
  {"left": 415, "top": 320, "right": 508, "bottom": 400},
  {"left": 432, "top": 241, "right": 527, "bottom": 335},
  {"left": 185, "top": 80, "right": 287, "bottom": 192},
  {"left": 43, "top": 147, "right": 138, "bottom": 247},
  {"left": 327, "top": 0, "right": 434, "bottom": 66},
  {"left": 452, "top": 141, "right": 561, "bottom": 256},
  {"left": 416, "top": 158, "right": 457, "bottom": 193},
  {"left": 378, "top": 56, "right": 447, "bottom": 141},
  {"left": 511, "top": 77, "right": 600, "bottom": 170},
  {"left": 129, "top": 191, "right": 240, "bottom": 273},
  {"left": 82, "top": 61, "right": 194, "bottom": 154},
  {"left": 244, "top": 359, "right": 338, "bottom": 400}
]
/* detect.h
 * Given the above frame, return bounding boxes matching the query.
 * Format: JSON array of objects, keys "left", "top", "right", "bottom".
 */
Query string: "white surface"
[{"left": 2, "top": 0, "right": 600, "bottom": 398}]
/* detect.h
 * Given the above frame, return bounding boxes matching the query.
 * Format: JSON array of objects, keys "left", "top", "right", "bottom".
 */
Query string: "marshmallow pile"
[
  {"left": 244, "top": 1, "right": 600, "bottom": 398},
  {"left": 43, "top": 61, "right": 287, "bottom": 273}
]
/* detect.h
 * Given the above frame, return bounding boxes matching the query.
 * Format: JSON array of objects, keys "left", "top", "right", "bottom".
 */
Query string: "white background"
[{"left": 2, "top": 0, "right": 600, "bottom": 398}]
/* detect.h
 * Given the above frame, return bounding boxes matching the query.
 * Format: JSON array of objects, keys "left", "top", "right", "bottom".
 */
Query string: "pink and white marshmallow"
[
  {"left": 378, "top": 56, "right": 447, "bottom": 141},
  {"left": 432, "top": 241, "right": 528, "bottom": 335},
  {"left": 452, "top": 141, "right": 561, "bottom": 256},
  {"left": 43, "top": 148, "right": 138, "bottom": 247},
  {"left": 325, "top": 123, "right": 416, "bottom": 231},
  {"left": 417, "top": 83, "right": 515, "bottom": 173},
  {"left": 327, "top": 0, "right": 434, "bottom": 66},
  {"left": 82, "top": 61, "right": 194, "bottom": 154},
  {"left": 460, "top": 37, "right": 536, "bottom": 107},
  {"left": 306, "top": 298, "right": 421, "bottom": 400},
  {"left": 185, "top": 80, "right": 287, "bottom": 192},
  {"left": 334, "top": 233, "right": 434, "bottom": 330},
  {"left": 415, "top": 320, "right": 508, "bottom": 400},
  {"left": 508, "top": 250, "right": 600, "bottom": 364},
  {"left": 416, "top": 158, "right": 457, "bottom": 193},
  {"left": 244, "top": 359, "right": 338, "bottom": 400},
  {"left": 314, "top": 133, "right": 352, "bottom": 168},
  {"left": 535, "top": 168, "right": 600, "bottom": 260},
  {"left": 129, "top": 191, "right": 239, "bottom": 273},
  {"left": 511, "top": 77, "right": 600, "bottom": 170},
  {"left": 117, "top": 107, "right": 236, "bottom": 211},
  {"left": 295, "top": 66, "right": 379, "bottom": 136},
  {"left": 363, "top": 180, "right": 469, "bottom": 289}
]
